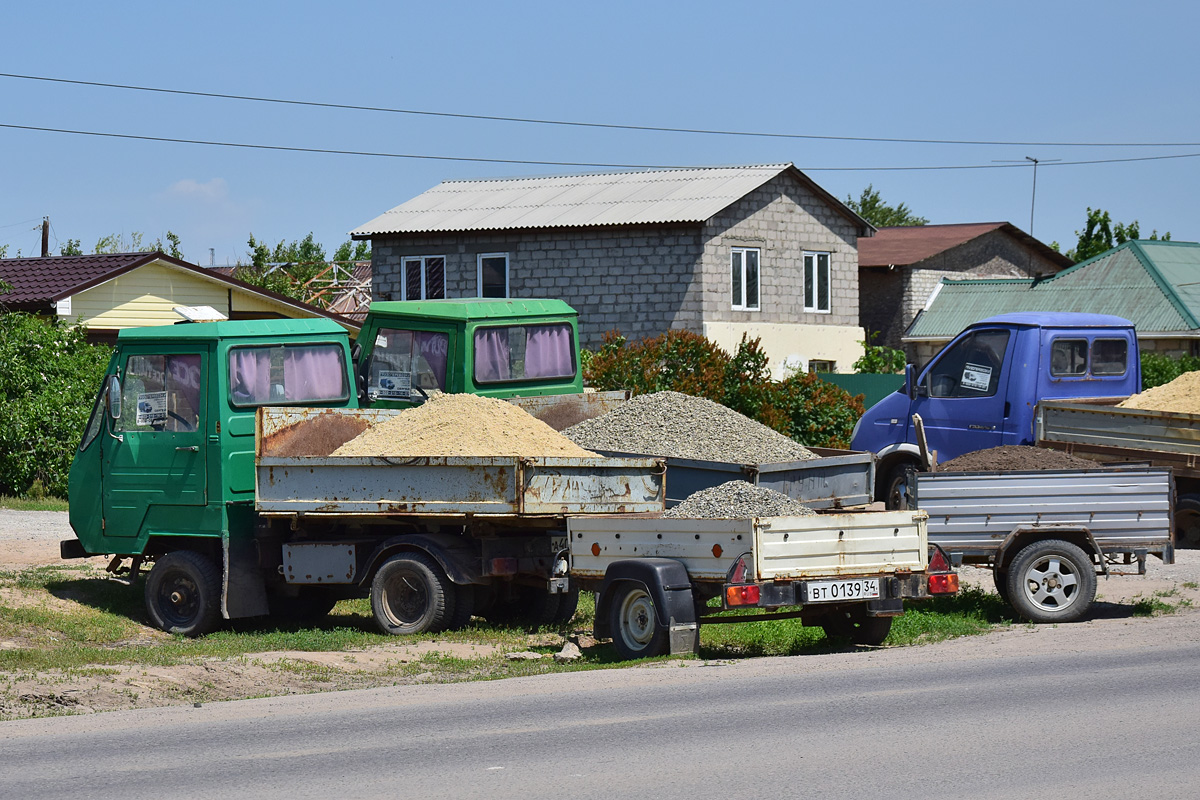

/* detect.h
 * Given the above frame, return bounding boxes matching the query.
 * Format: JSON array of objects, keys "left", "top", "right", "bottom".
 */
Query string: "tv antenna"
[{"left": 994, "top": 156, "right": 1061, "bottom": 235}]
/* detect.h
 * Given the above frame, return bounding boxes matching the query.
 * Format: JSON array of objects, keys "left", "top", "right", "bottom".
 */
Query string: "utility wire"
[
  {"left": 3, "top": 121, "right": 1200, "bottom": 171},
  {"left": 3, "top": 71, "right": 1199, "bottom": 149}
]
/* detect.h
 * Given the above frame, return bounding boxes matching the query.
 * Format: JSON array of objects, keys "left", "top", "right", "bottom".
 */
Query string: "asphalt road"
[{"left": 1, "top": 616, "right": 1197, "bottom": 800}]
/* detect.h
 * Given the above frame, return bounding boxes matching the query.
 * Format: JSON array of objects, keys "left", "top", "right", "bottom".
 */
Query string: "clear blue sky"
[{"left": 2, "top": 0, "right": 1197, "bottom": 265}]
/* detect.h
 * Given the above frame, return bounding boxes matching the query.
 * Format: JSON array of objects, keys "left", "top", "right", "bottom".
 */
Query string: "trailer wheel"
[
  {"left": 609, "top": 582, "right": 669, "bottom": 660},
  {"left": 1175, "top": 494, "right": 1200, "bottom": 549},
  {"left": 821, "top": 606, "right": 892, "bottom": 646},
  {"left": 992, "top": 568, "right": 1011, "bottom": 605},
  {"left": 1006, "top": 539, "right": 1097, "bottom": 623},
  {"left": 145, "top": 551, "right": 221, "bottom": 637},
  {"left": 553, "top": 587, "right": 581, "bottom": 625},
  {"left": 371, "top": 553, "right": 454, "bottom": 635},
  {"left": 883, "top": 463, "right": 918, "bottom": 510}
]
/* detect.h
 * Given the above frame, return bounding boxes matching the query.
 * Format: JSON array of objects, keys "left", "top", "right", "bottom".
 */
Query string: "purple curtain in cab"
[
  {"left": 229, "top": 349, "right": 271, "bottom": 404},
  {"left": 168, "top": 354, "right": 203, "bottom": 415},
  {"left": 474, "top": 328, "right": 511, "bottom": 382},
  {"left": 524, "top": 325, "right": 573, "bottom": 379},
  {"left": 283, "top": 346, "right": 345, "bottom": 401},
  {"left": 415, "top": 331, "right": 449, "bottom": 389}
]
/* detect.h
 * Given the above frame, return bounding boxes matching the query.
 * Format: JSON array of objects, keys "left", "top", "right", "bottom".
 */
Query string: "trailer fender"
[
  {"left": 995, "top": 526, "right": 1105, "bottom": 575},
  {"left": 593, "top": 558, "right": 697, "bottom": 654},
  {"left": 359, "top": 534, "right": 484, "bottom": 588}
]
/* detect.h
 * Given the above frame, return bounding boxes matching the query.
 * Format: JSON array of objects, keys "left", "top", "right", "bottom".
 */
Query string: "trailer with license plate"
[{"left": 567, "top": 509, "right": 957, "bottom": 660}]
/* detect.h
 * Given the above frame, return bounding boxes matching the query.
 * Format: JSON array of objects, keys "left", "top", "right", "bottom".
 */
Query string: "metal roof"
[
  {"left": 350, "top": 164, "right": 872, "bottom": 236},
  {"left": 904, "top": 241, "right": 1200, "bottom": 340},
  {"left": 367, "top": 298, "right": 576, "bottom": 323},
  {"left": 858, "top": 222, "right": 1072, "bottom": 270}
]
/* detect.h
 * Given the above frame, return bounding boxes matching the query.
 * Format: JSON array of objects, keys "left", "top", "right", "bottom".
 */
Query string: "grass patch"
[
  {"left": 1130, "top": 588, "right": 1193, "bottom": 617},
  {"left": 0, "top": 496, "right": 69, "bottom": 512}
]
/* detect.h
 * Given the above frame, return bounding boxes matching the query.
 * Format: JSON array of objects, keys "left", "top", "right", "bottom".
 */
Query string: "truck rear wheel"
[
  {"left": 821, "top": 606, "right": 892, "bottom": 646},
  {"left": 1175, "top": 494, "right": 1200, "bottom": 549},
  {"left": 371, "top": 553, "right": 454, "bottom": 635},
  {"left": 145, "top": 551, "right": 221, "bottom": 637},
  {"left": 609, "top": 582, "right": 669, "bottom": 660},
  {"left": 1005, "top": 539, "right": 1097, "bottom": 623}
]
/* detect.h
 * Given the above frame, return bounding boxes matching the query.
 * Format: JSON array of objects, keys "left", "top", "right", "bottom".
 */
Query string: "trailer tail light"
[
  {"left": 928, "top": 546, "right": 951, "bottom": 573},
  {"left": 928, "top": 573, "right": 959, "bottom": 594},
  {"left": 725, "top": 584, "right": 761, "bottom": 607}
]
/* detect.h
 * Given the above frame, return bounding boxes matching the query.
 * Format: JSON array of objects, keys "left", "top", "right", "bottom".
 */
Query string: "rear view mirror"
[
  {"left": 905, "top": 363, "right": 916, "bottom": 400},
  {"left": 107, "top": 376, "right": 122, "bottom": 419}
]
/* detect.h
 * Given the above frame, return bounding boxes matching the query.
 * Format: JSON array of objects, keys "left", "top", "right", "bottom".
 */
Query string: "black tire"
[
  {"left": 1175, "top": 494, "right": 1200, "bottom": 549},
  {"left": 883, "top": 463, "right": 918, "bottom": 510},
  {"left": 608, "top": 582, "right": 669, "bottom": 660},
  {"left": 267, "top": 588, "right": 339, "bottom": 623},
  {"left": 993, "top": 567, "right": 1011, "bottom": 605},
  {"left": 553, "top": 587, "right": 581, "bottom": 625},
  {"left": 820, "top": 605, "right": 893, "bottom": 646},
  {"left": 370, "top": 553, "right": 455, "bottom": 635},
  {"left": 446, "top": 583, "right": 477, "bottom": 631},
  {"left": 1005, "top": 539, "right": 1097, "bottom": 623},
  {"left": 145, "top": 551, "right": 222, "bottom": 637}
]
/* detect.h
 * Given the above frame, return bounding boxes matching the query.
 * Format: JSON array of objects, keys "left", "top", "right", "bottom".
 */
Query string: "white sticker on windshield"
[
  {"left": 375, "top": 370, "right": 411, "bottom": 398},
  {"left": 961, "top": 362, "right": 992, "bottom": 392},
  {"left": 135, "top": 391, "right": 168, "bottom": 426},
  {"left": 375, "top": 335, "right": 387, "bottom": 349}
]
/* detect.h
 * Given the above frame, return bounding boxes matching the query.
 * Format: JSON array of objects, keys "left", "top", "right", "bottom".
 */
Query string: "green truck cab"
[{"left": 356, "top": 298, "right": 584, "bottom": 408}]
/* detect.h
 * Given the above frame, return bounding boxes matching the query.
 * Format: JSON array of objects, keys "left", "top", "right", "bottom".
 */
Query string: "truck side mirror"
[
  {"left": 107, "top": 375, "right": 122, "bottom": 420},
  {"left": 905, "top": 363, "right": 916, "bottom": 400}
]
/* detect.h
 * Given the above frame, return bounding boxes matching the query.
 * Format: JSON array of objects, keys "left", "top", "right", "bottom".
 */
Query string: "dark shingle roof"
[
  {"left": 858, "top": 222, "right": 1072, "bottom": 269},
  {"left": 0, "top": 252, "right": 160, "bottom": 308}
]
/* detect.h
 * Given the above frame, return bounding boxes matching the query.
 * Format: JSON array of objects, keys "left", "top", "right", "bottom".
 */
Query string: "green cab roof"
[
  {"left": 367, "top": 298, "right": 577, "bottom": 324},
  {"left": 116, "top": 317, "right": 349, "bottom": 343}
]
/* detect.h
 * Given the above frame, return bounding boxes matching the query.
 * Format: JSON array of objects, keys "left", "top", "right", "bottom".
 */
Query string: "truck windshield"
[
  {"left": 926, "top": 329, "right": 1011, "bottom": 398},
  {"left": 473, "top": 323, "right": 575, "bottom": 384},
  {"left": 228, "top": 344, "right": 348, "bottom": 407},
  {"left": 366, "top": 329, "right": 449, "bottom": 400}
]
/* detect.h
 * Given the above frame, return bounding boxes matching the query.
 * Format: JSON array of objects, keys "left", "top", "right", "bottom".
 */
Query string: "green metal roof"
[
  {"left": 906, "top": 241, "right": 1200, "bottom": 339},
  {"left": 116, "top": 317, "right": 348, "bottom": 342},
  {"left": 367, "top": 298, "right": 577, "bottom": 323}
]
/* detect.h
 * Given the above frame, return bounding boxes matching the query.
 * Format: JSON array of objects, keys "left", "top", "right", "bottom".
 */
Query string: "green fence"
[{"left": 817, "top": 373, "right": 904, "bottom": 409}]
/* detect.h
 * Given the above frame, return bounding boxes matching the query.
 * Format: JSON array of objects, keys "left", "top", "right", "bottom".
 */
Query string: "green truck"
[{"left": 62, "top": 300, "right": 659, "bottom": 636}]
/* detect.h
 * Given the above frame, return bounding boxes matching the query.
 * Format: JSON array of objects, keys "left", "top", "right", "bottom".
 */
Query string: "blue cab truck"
[{"left": 851, "top": 312, "right": 1141, "bottom": 508}]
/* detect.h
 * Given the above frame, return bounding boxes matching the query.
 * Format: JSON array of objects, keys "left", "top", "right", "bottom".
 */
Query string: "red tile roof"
[{"left": 858, "top": 222, "right": 1072, "bottom": 269}]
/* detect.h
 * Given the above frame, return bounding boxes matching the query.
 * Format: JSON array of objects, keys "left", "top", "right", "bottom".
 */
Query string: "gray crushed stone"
[
  {"left": 562, "top": 391, "right": 816, "bottom": 464},
  {"left": 662, "top": 481, "right": 817, "bottom": 519}
]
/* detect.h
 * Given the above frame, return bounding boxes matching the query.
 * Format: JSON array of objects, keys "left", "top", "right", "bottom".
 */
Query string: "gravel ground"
[
  {"left": 662, "top": 481, "right": 817, "bottom": 519},
  {"left": 563, "top": 391, "right": 815, "bottom": 463}
]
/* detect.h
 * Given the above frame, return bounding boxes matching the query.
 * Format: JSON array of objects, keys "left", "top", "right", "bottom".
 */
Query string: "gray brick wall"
[{"left": 368, "top": 171, "right": 862, "bottom": 350}]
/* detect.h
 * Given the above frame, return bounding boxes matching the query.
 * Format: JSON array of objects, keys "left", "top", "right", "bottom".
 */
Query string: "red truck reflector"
[
  {"left": 928, "top": 573, "right": 959, "bottom": 594},
  {"left": 725, "top": 584, "right": 761, "bottom": 607}
]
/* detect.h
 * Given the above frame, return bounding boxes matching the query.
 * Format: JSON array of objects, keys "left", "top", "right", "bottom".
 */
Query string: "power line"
[
  {"left": 4, "top": 121, "right": 1200, "bottom": 172},
  {"left": 3, "top": 71, "right": 1199, "bottom": 149}
]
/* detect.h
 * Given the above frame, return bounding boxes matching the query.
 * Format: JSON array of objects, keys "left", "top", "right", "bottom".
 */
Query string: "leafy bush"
[
  {"left": 0, "top": 313, "right": 111, "bottom": 498},
  {"left": 584, "top": 329, "right": 864, "bottom": 448},
  {"left": 1139, "top": 351, "right": 1200, "bottom": 390},
  {"left": 853, "top": 331, "right": 906, "bottom": 374}
]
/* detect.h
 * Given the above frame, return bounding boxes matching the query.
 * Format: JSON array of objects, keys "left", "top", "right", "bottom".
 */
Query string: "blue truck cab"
[{"left": 851, "top": 312, "right": 1140, "bottom": 505}]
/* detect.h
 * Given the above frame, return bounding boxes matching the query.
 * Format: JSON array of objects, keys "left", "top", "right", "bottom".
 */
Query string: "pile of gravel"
[
  {"left": 562, "top": 391, "right": 815, "bottom": 464},
  {"left": 662, "top": 481, "right": 817, "bottom": 519}
]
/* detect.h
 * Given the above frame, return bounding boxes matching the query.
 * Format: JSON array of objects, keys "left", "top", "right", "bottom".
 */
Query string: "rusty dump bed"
[
  {"left": 568, "top": 510, "right": 928, "bottom": 582},
  {"left": 254, "top": 407, "right": 665, "bottom": 516}
]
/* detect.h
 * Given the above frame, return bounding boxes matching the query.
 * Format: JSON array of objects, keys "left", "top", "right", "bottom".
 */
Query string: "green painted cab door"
[{"left": 102, "top": 349, "right": 208, "bottom": 539}]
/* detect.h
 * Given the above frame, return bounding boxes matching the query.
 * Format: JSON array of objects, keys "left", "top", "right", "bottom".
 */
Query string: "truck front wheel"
[
  {"left": 371, "top": 553, "right": 453, "bottom": 635},
  {"left": 609, "top": 583, "right": 669, "bottom": 660},
  {"left": 145, "top": 551, "right": 221, "bottom": 637},
  {"left": 1005, "top": 539, "right": 1097, "bottom": 623}
]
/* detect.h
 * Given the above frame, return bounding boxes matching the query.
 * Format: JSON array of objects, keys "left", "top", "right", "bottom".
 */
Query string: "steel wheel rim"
[
  {"left": 1022, "top": 554, "right": 1080, "bottom": 611},
  {"left": 158, "top": 571, "right": 200, "bottom": 627},
  {"left": 617, "top": 590, "right": 656, "bottom": 650},
  {"left": 383, "top": 569, "right": 428, "bottom": 626}
]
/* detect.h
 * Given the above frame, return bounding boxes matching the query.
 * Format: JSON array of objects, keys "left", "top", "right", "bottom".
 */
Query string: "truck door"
[
  {"left": 911, "top": 328, "right": 1013, "bottom": 463},
  {"left": 102, "top": 349, "right": 207, "bottom": 539}
]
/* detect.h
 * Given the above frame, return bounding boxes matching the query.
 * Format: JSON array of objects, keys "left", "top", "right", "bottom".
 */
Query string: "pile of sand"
[
  {"left": 332, "top": 393, "right": 599, "bottom": 458},
  {"left": 938, "top": 445, "right": 1098, "bottom": 472},
  {"left": 1117, "top": 372, "right": 1200, "bottom": 414}
]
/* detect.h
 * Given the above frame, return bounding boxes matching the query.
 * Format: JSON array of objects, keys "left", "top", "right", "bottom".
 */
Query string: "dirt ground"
[{"left": 2, "top": 511, "right": 1199, "bottom": 720}]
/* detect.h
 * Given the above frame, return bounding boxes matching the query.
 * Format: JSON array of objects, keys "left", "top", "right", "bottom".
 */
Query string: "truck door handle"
[{"left": 176, "top": 445, "right": 199, "bottom": 452}]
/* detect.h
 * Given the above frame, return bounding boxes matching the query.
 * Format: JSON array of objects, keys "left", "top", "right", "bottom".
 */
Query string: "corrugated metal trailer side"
[{"left": 914, "top": 467, "right": 1173, "bottom": 560}]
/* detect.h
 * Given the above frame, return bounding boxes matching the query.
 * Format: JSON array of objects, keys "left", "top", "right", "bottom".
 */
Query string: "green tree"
[
  {"left": 60, "top": 239, "right": 82, "bottom": 256},
  {"left": 1065, "top": 207, "right": 1171, "bottom": 262},
  {"left": 234, "top": 233, "right": 330, "bottom": 303},
  {"left": 853, "top": 331, "right": 906, "bottom": 373},
  {"left": 0, "top": 313, "right": 112, "bottom": 497},
  {"left": 91, "top": 231, "right": 183, "bottom": 257},
  {"left": 845, "top": 185, "right": 928, "bottom": 228},
  {"left": 332, "top": 240, "right": 371, "bottom": 264}
]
